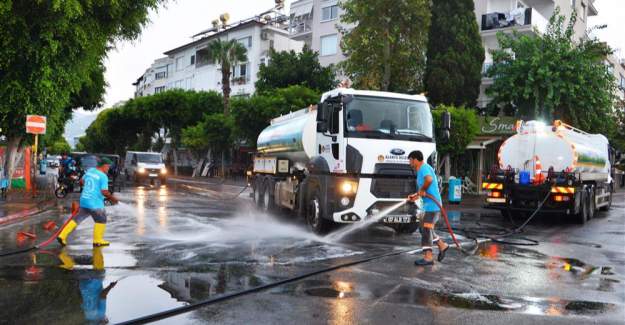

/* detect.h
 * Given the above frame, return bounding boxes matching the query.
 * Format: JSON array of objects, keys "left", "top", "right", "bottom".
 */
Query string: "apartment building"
[
  {"left": 475, "top": 0, "right": 598, "bottom": 107},
  {"left": 133, "top": 13, "right": 303, "bottom": 98},
  {"left": 287, "top": 0, "right": 625, "bottom": 105},
  {"left": 289, "top": 0, "right": 347, "bottom": 67}
]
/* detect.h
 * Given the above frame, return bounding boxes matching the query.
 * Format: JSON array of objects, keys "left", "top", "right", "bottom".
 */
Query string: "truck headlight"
[
  {"left": 160, "top": 167, "right": 167, "bottom": 174},
  {"left": 138, "top": 167, "right": 146, "bottom": 173},
  {"left": 340, "top": 180, "right": 358, "bottom": 195}
]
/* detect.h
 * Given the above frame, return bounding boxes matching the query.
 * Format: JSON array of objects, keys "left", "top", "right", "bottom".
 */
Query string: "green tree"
[
  {"left": 486, "top": 10, "right": 617, "bottom": 136},
  {"left": 48, "top": 138, "right": 72, "bottom": 155},
  {"left": 0, "top": 0, "right": 161, "bottom": 183},
  {"left": 339, "top": 0, "right": 430, "bottom": 92},
  {"left": 425, "top": 0, "right": 484, "bottom": 107},
  {"left": 209, "top": 39, "right": 248, "bottom": 115},
  {"left": 432, "top": 106, "right": 479, "bottom": 179},
  {"left": 231, "top": 85, "right": 319, "bottom": 146},
  {"left": 255, "top": 47, "right": 336, "bottom": 93},
  {"left": 432, "top": 106, "right": 480, "bottom": 158}
]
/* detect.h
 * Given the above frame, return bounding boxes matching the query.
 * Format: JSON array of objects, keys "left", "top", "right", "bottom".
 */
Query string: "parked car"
[{"left": 124, "top": 151, "right": 167, "bottom": 185}]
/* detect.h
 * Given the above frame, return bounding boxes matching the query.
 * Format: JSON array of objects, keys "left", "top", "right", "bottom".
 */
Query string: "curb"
[{"left": 0, "top": 199, "right": 56, "bottom": 227}]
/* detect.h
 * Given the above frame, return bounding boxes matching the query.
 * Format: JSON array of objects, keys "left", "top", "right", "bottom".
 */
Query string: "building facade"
[
  {"left": 289, "top": 0, "right": 348, "bottom": 67},
  {"left": 133, "top": 14, "right": 303, "bottom": 98}
]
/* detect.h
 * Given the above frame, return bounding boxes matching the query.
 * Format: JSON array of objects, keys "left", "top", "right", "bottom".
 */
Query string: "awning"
[
  {"left": 290, "top": 2, "right": 313, "bottom": 18},
  {"left": 466, "top": 136, "right": 502, "bottom": 150}
]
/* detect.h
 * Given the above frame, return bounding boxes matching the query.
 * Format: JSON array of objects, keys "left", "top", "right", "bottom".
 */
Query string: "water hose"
[
  {"left": 422, "top": 194, "right": 479, "bottom": 255},
  {"left": 0, "top": 204, "right": 79, "bottom": 258}
]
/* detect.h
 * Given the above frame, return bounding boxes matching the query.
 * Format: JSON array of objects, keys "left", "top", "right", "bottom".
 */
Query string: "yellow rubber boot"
[
  {"left": 57, "top": 220, "right": 78, "bottom": 246},
  {"left": 93, "top": 223, "right": 110, "bottom": 247},
  {"left": 92, "top": 247, "right": 104, "bottom": 270},
  {"left": 57, "top": 249, "right": 75, "bottom": 270}
]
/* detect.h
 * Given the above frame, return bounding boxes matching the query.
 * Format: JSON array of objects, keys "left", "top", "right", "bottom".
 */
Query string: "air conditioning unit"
[{"left": 261, "top": 31, "right": 270, "bottom": 40}]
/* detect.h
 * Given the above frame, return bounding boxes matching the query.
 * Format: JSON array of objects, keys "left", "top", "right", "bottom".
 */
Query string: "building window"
[
  {"left": 233, "top": 63, "right": 250, "bottom": 84},
  {"left": 176, "top": 56, "right": 184, "bottom": 71},
  {"left": 195, "top": 48, "right": 212, "bottom": 67},
  {"left": 580, "top": 2, "right": 586, "bottom": 21},
  {"left": 320, "top": 34, "right": 338, "bottom": 56},
  {"left": 571, "top": 0, "right": 576, "bottom": 8},
  {"left": 190, "top": 55, "right": 195, "bottom": 65},
  {"left": 238, "top": 36, "right": 252, "bottom": 48},
  {"left": 620, "top": 74, "right": 625, "bottom": 89},
  {"left": 155, "top": 71, "right": 167, "bottom": 80},
  {"left": 154, "top": 86, "right": 166, "bottom": 93},
  {"left": 174, "top": 79, "right": 184, "bottom": 89},
  {"left": 321, "top": 5, "right": 339, "bottom": 21}
]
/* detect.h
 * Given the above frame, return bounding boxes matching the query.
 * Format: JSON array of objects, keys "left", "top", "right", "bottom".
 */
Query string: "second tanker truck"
[
  {"left": 250, "top": 88, "right": 450, "bottom": 234},
  {"left": 482, "top": 120, "right": 614, "bottom": 223}
]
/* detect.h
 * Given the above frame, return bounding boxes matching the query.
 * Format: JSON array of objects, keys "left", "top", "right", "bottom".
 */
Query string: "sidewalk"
[{"left": 0, "top": 174, "right": 57, "bottom": 226}]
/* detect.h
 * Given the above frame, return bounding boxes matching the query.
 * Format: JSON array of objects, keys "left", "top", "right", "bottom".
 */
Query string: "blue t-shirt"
[
  {"left": 416, "top": 163, "right": 441, "bottom": 212},
  {"left": 80, "top": 168, "right": 108, "bottom": 209}
]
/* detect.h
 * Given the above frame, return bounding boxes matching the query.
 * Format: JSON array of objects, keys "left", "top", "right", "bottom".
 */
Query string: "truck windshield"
[
  {"left": 345, "top": 96, "right": 433, "bottom": 141},
  {"left": 137, "top": 153, "right": 162, "bottom": 164}
]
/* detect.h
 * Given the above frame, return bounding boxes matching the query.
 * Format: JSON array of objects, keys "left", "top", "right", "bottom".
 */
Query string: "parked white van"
[{"left": 124, "top": 151, "right": 167, "bottom": 185}]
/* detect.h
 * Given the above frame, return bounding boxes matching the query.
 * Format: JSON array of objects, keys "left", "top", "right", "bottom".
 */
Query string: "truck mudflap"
[{"left": 331, "top": 178, "right": 419, "bottom": 224}]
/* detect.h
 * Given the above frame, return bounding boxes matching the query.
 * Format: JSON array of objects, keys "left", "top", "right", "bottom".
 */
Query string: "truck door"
[{"left": 317, "top": 99, "right": 346, "bottom": 173}]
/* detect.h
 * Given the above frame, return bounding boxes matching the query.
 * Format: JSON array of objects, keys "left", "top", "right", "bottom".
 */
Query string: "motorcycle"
[{"left": 55, "top": 172, "right": 81, "bottom": 198}]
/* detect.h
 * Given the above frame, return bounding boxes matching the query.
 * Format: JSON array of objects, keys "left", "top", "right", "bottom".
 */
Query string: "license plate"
[
  {"left": 383, "top": 216, "right": 412, "bottom": 223},
  {"left": 149, "top": 173, "right": 157, "bottom": 177}
]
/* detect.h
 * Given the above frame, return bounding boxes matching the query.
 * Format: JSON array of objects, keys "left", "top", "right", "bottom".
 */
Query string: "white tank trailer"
[
  {"left": 251, "top": 88, "right": 450, "bottom": 234},
  {"left": 483, "top": 120, "right": 615, "bottom": 224}
]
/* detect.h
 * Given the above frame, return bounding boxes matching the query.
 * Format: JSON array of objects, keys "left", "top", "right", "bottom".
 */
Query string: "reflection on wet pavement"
[{"left": 0, "top": 185, "right": 623, "bottom": 324}]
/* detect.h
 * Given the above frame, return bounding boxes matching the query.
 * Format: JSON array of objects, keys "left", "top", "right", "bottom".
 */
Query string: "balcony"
[
  {"left": 481, "top": 7, "right": 548, "bottom": 36},
  {"left": 289, "top": 0, "right": 313, "bottom": 39}
]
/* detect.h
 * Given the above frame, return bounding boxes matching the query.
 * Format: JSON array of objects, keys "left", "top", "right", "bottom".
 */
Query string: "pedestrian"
[
  {"left": 407, "top": 150, "right": 449, "bottom": 266},
  {"left": 57, "top": 157, "right": 119, "bottom": 246}
]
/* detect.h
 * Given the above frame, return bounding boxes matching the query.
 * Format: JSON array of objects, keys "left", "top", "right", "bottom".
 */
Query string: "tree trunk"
[
  {"left": 221, "top": 150, "right": 226, "bottom": 179},
  {"left": 172, "top": 141, "right": 179, "bottom": 176},
  {"left": 444, "top": 154, "right": 451, "bottom": 182},
  {"left": 3, "top": 136, "right": 23, "bottom": 190},
  {"left": 222, "top": 66, "right": 231, "bottom": 115},
  {"left": 381, "top": 27, "right": 391, "bottom": 91}
]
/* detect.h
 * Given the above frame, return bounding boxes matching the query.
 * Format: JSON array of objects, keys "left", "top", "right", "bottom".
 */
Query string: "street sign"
[{"left": 26, "top": 115, "right": 46, "bottom": 134}]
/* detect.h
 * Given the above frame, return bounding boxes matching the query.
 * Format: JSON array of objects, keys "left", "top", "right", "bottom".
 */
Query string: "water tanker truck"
[
  {"left": 483, "top": 120, "right": 615, "bottom": 223},
  {"left": 250, "top": 88, "right": 450, "bottom": 234}
]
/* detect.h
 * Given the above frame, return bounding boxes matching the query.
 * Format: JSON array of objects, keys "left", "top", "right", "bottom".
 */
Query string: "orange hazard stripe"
[
  {"left": 482, "top": 183, "right": 503, "bottom": 190},
  {"left": 551, "top": 186, "right": 575, "bottom": 194}
]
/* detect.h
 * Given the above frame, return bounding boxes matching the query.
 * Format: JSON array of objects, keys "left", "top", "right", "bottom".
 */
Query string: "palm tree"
[
  {"left": 209, "top": 39, "right": 248, "bottom": 115},
  {"left": 208, "top": 39, "right": 248, "bottom": 178}
]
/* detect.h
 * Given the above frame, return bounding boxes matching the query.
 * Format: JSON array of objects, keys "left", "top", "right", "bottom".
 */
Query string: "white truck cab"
[{"left": 251, "top": 88, "right": 450, "bottom": 234}]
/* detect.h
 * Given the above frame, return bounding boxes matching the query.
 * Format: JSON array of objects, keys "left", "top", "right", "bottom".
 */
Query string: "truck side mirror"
[
  {"left": 440, "top": 111, "right": 451, "bottom": 142},
  {"left": 317, "top": 121, "right": 328, "bottom": 133},
  {"left": 442, "top": 111, "right": 451, "bottom": 131},
  {"left": 316, "top": 102, "right": 326, "bottom": 122}
]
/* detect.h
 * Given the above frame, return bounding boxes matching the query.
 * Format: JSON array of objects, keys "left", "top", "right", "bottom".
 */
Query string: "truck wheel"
[
  {"left": 55, "top": 185, "right": 68, "bottom": 198},
  {"left": 588, "top": 187, "right": 596, "bottom": 219},
  {"left": 253, "top": 178, "right": 264, "bottom": 208},
  {"left": 262, "top": 178, "right": 276, "bottom": 213},
  {"left": 576, "top": 190, "right": 588, "bottom": 224},
  {"left": 307, "top": 190, "right": 331, "bottom": 234},
  {"left": 392, "top": 223, "right": 419, "bottom": 234}
]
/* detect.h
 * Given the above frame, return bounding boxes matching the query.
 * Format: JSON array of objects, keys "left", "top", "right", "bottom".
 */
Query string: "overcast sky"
[{"left": 100, "top": 0, "right": 624, "bottom": 109}]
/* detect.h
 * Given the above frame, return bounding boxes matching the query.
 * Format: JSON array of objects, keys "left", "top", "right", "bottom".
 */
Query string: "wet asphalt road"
[{"left": 0, "top": 183, "right": 623, "bottom": 324}]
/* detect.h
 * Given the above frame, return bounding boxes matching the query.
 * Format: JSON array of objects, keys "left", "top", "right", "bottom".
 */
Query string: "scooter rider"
[
  {"left": 407, "top": 150, "right": 450, "bottom": 266},
  {"left": 57, "top": 157, "right": 119, "bottom": 246}
]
